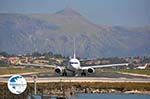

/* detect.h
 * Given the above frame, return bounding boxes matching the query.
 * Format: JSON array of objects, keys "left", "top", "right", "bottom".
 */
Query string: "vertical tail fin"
[{"left": 73, "top": 37, "right": 76, "bottom": 59}]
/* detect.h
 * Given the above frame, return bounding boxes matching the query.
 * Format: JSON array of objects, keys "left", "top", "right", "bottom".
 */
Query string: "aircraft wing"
[
  {"left": 18, "top": 63, "right": 56, "bottom": 68},
  {"left": 81, "top": 63, "right": 128, "bottom": 70}
]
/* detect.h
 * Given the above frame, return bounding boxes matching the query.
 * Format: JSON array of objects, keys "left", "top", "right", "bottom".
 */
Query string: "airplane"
[
  {"left": 19, "top": 40, "right": 128, "bottom": 76},
  {"left": 136, "top": 64, "right": 148, "bottom": 69}
]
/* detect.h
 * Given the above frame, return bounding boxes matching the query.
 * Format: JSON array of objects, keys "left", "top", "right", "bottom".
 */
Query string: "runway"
[
  {"left": 0, "top": 70, "right": 150, "bottom": 83},
  {"left": 1, "top": 77, "right": 150, "bottom": 83}
]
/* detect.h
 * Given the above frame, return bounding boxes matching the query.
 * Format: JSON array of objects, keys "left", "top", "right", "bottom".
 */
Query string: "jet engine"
[
  {"left": 55, "top": 67, "right": 63, "bottom": 74},
  {"left": 87, "top": 68, "right": 95, "bottom": 74}
]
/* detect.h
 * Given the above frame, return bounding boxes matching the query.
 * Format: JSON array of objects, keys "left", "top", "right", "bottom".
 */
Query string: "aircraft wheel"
[
  {"left": 81, "top": 72, "right": 86, "bottom": 76},
  {"left": 62, "top": 72, "right": 67, "bottom": 76},
  {"left": 72, "top": 71, "right": 76, "bottom": 76}
]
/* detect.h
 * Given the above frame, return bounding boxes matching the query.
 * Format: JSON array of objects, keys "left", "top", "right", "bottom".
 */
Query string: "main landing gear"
[
  {"left": 81, "top": 70, "right": 86, "bottom": 76},
  {"left": 72, "top": 71, "right": 76, "bottom": 76},
  {"left": 62, "top": 70, "right": 67, "bottom": 76}
]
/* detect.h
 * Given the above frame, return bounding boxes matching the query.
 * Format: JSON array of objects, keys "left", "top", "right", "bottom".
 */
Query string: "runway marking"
[{"left": 1, "top": 77, "right": 150, "bottom": 83}]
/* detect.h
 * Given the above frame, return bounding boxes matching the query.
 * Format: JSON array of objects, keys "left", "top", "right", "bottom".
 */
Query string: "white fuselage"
[
  {"left": 137, "top": 66, "right": 146, "bottom": 69},
  {"left": 137, "top": 64, "right": 147, "bottom": 69},
  {"left": 67, "top": 58, "right": 81, "bottom": 70}
]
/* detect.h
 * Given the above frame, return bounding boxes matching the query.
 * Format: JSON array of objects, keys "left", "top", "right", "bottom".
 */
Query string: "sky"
[{"left": 0, "top": 0, "right": 150, "bottom": 26}]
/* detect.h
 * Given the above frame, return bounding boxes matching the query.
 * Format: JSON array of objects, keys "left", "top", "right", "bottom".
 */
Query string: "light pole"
[{"left": 32, "top": 75, "right": 38, "bottom": 95}]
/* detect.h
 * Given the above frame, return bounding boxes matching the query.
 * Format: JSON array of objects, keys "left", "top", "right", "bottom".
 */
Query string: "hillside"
[{"left": 0, "top": 8, "right": 150, "bottom": 58}]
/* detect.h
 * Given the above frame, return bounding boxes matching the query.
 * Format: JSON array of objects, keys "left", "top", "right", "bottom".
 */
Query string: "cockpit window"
[{"left": 70, "top": 62, "right": 78, "bottom": 64}]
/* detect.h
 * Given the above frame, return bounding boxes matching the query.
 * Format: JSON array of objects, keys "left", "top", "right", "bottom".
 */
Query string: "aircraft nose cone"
[{"left": 71, "top": 64, "right": 76, "bottom": 68}]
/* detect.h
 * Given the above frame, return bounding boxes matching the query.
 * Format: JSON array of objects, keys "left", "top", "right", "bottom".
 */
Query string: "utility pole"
[{"left": 32, "top": 75, "right": 38, "bottom": 95}]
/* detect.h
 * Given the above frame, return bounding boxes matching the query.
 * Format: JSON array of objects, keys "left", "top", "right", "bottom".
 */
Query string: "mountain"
[{"left": 0, "top": 8, "right": 150, "bottom": 58}]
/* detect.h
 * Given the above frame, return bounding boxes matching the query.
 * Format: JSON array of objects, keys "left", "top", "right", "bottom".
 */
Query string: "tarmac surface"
[
  {"left": 0, "top": 71, "right": 150, "bottom": 83},
  {"left": 0, "top": 76, "right": 150, "bottom": 83}
]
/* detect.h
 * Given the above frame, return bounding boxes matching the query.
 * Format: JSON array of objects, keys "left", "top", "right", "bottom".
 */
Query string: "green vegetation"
[
  {"left": 26, "top": 82, "right": 150, "bottom": 92},
  {"left": 115, "top": 69, "right": 150, "bottom": 75},
  {"left": 0, "top": 51, "right": 9, "bottom": 57},
  {"left": 96, "top": 68, "right": 150, "bottom": 76},
  {"left": 0, "top": 67, "right": 51, "bottom": 75},
  {"left": 79, "top": 82, "right": 150, "bottom": 91},
  {"left": 1, "top": 82, "right": 150, "bottom": 94},
  {"left": 0, "top": 60, "right": 8, "bottom": 67},
  {"left": 0, "top": 82, "right": 150, "bottom": 98}
]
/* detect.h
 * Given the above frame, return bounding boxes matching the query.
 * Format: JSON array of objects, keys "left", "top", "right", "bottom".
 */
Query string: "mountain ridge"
[{"left": 0, "top": 8, "right": 150, "bottom": 58}]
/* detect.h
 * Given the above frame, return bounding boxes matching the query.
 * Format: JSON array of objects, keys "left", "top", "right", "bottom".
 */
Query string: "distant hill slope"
[{"left": 0, "top": 8, "right": 150, "bottom": 58}]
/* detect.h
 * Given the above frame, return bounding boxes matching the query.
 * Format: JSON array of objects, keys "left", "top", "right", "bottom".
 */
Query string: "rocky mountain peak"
[{"left": 55, "top": 7, "right": 82, "bottom": 17}]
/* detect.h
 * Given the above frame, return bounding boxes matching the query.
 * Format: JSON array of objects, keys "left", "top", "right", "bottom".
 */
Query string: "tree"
[
  {"left": 54, "top": 54, "right": 63, "bottom": 58},
  {"left": 0, "top": 51, "right": 9, "bottom": 57},
  {"left": 43, "top": 51, "right": 54, "bottom": 57},
  {"left": 32, "top": 52, "right": 42, "bottom": 57},
  {"left": 0, "top": 60, "right": 8, "bottom": 66}
]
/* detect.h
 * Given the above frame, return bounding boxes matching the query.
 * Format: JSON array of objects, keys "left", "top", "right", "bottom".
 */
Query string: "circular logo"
[{"left": 7, "top": 75, "right": 27, "bottom": 94}]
